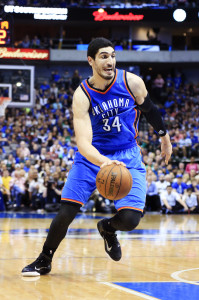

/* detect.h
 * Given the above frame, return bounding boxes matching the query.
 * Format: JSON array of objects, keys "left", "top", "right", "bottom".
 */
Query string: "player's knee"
[
  {"left": 118, "top": 209, "right": 141, "bottom": 231},
  {"left": 122, "top": 217, "right": 140, "bottom": 231},
  {"left": 56, "top": 202, "right": 81, "bottom": 227}
]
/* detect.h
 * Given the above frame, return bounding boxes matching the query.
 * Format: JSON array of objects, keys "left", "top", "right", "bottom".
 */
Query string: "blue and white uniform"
[{"left": 61, "top": 69, "right": 146, "bottom": 212}]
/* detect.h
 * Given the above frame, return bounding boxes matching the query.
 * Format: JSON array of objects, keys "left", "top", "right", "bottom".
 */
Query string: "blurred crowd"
[
  {"left": 0, "top": 67, "right": 198, "bottom": 214},
  {"left": 3, "top": 0, "right": 199, "bottom": 8}
]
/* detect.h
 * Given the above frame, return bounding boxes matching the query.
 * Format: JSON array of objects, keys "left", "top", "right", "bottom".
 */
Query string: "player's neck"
[{"left": 89, "top": 74, "right": 113, "bottom": 90}]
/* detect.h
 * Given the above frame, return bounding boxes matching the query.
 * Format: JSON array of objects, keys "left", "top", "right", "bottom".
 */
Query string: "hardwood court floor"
[{"left": 0, "top": 212, "right": 199, "bottom": 300}]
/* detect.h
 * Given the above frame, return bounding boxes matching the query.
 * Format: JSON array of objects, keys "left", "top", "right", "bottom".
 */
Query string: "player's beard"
[{"left": 96, "top": 66, "right": 115, "bottom": 81}]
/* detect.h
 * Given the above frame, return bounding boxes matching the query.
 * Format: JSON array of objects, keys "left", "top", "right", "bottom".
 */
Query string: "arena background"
[{"left": 0, "top": 1, "right": 199, "bottom": 300}]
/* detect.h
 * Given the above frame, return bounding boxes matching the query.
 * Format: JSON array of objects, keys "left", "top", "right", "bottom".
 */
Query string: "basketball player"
[{"left": 22, "top": 37, "right": 172, "bottom": 276}]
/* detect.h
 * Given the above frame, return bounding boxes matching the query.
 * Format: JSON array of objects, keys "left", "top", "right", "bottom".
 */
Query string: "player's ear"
[{"left": 87, "top": 56, "right": 93, "bottom": 67}]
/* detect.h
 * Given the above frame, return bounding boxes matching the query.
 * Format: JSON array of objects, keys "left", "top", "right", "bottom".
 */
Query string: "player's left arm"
[{"left": 126, "top": 72, "right": 172, "bottom": 165}]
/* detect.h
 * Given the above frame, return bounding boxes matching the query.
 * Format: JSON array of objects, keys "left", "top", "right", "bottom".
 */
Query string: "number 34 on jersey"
[{"left": 102, "top": 116, "right": 122, "bottom": 132}]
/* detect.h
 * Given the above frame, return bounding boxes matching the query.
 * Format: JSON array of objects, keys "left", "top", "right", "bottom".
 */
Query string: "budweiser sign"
[
  {"left": 0, "top": 48, "right": 49, "bottom": 60},
  {"left": 93, "top": 10, "right": 144, "bottom": 21}
]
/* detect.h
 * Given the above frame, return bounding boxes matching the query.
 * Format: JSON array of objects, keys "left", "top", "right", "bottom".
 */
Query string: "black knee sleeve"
[{"left": 110, "top": 209, "right": 142, "bottom": 232}]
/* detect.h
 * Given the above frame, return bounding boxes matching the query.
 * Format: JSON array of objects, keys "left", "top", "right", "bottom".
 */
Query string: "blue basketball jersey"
[{"left": 80, "top": 69, "right": 140, "bottom": 152}]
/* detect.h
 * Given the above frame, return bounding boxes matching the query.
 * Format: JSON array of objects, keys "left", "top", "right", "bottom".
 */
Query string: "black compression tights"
[
  {"left": 43, "top": 202, "right": 80, "bottom": 256},
  {"left": 109, "top": 209, "right": 142, "bottom": 231},
  {"left": 42, "top": 204, "right": 141, "bottom": 258}
]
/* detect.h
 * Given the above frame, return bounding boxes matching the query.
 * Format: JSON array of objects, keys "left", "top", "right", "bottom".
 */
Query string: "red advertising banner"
[
  {"left": 93, "top": 10, "right": 144, "bottom": 21},
  {"left": 0, "top": 48, "right": 49, "bottom": 60}
]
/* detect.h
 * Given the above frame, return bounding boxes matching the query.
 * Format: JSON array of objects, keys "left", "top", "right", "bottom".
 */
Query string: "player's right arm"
[
  {"left": 127, "top": 72, "right": 172, "bottom": 165},
  {"left": 73, "top": 87, "right": 124, "bottom": 167}
]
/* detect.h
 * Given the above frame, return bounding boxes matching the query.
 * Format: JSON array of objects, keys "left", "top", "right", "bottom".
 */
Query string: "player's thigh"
[
  {"left": 114, "top": 165, "right": 146, "bottom": 212},
  {"left": 61, "top": 162, "right": 99, "bottom": 205}
]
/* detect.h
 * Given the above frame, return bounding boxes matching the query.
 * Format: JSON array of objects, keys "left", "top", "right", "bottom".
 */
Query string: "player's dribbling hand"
[
  {"left": 160, "top": 134, "right": 172, "bottom": 165},
  {"left": 100, "top": 160, "right": 126, "bottom": 169}
]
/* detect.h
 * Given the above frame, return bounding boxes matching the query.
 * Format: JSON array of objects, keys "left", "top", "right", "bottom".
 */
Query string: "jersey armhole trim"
[
  {"left": 80, "top": 83, "right": 91, "bottom": 104},
  {"left": 123, "top": 71, "right": 136, "bottom": 101}
]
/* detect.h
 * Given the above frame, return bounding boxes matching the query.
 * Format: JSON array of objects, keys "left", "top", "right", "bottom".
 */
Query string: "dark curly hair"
[{"left": 87, "top": 37, "right": 114, "bottom": 59}]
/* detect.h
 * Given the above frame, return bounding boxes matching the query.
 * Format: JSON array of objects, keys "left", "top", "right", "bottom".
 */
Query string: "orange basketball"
[{"left": 96, "top": 164, "right": 133, "bottom": 200}]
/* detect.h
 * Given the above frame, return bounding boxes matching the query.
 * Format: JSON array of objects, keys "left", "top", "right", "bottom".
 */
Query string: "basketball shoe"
[
  {"left": 97, "top": 219, "right": 121, "bottom": 261},
  {"left": 21, "top": 253, "right": 52, "bottom": 276}
]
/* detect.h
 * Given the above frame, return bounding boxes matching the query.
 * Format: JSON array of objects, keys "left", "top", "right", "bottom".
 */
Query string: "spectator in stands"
[
  {"left": 193, "top": 181, "right": 199, "bottom": 207},
  {"left": 172, "top": 128, "right": 183, "bottom": 144},
  {"left": 10, "top": 169, "right": 26, "bottom": 210},
  {"left": 28, "top": 168, "right": 45, "bottom": 211},
  {"left": 71, "top": 70, "right": 82, "bottom": 91},
  {"left": 50, "top": 140, "right": 64, "bottom": 158},
  {"left": 31, "top": 35, "right": 41, "bottom": 48},
  {"left": 148, "top": 133, "right": 160, "bottom": 153},
  {"left": 151, "top": 162, "right": 160, "bottom": 179},
  {"left": 172, "top": 174, "right": 188, "bottom": 194},
  {"left": 48, "top": 92, "right": 56, "bottom": 106},
  {"left": 24, "top": 159, "right": 32, "bottom": 173},
  {"left": 65, "top": 148, "right": 75, "bottom": 166},
  {"left": 51, "top": 126, "right": 60, "bottom": 139},
  {"left": 47, "top": 146, "right": 58, "bottom": 160},
  {"left": 61, "top": 70, "right": 71, "bottom": 90},
  {"left": 37, "top": 130, "right": 48, "bottom": 145},
  {"left": 161, "top": 184, "right": 188, "bottom": 214},
  {"left": 188, "top": 130, "right": 199, "bottom": 156},
  {"left": 17, "top": 141, "right": 31, "bottom": 158},
  {"left": 189, "top": 169, "right": 197, "bottom": 182},
  {"left": 156, "top": 174, "right": 170, "bottom": 204},
  {"left": 31, "top": 142, "right": 40, "bottom": 157},
  {"left": 178, "top": 161, "right": 185, "bottom": 174},
  {"left": 21, "top": 35, "right": 31, "bottom": 48},
  {"left": 137, "top": 131, "right": 149, "bottom": 150},
  {"left": 1, "top": 169, "right": 12, "bottom": 210},
  {"left": 51, "top": 70, "right": 61, "bottom": 83},
  {"left": 173, "top": 71, "right": 183, "bottom": 90},
  {"left": 0, "top": 147, "right": 6, "bottom": 161},
  {"left": 39, "top": 90, "right": 49, "bottom": 107},
  {"left": 8, "top": 133, "right": 18, "bottom": 150},
  {"left": 178, "top": 131, "right": 192, "bottom": 158},
  {"left": 43, "top": 131, "right": 53, "bottom": 148},
  {"left": 0, "top": 131, "right": 9, "bottom": 146},
  {"left": 172, "top": 129, "right": 190, "bottom": 158},
  {"left": 40, "top": 81, "right": 50, "bottom": 92},
  {"left": 50, "top": 83, "right": 58, "bottom": 98},
  {"left": 146, "top": 156, "right": 154, "bottom": 171},
  {"left": 43, "top": 173, "right": 62, "bottom": 212},
  {"left": 165, "top": 73, "right": 174, "bottom": 93},
  {"left": 182, "top": 188, "right": 199, "bottom": 213},
  {"left": 4, "top": 154, "right": 16, "bottom": 172},
  {"left": 40, "top": 36, "right": 53, "bottom": 49},
  {"left": 146, "top": 174, "right": 161, "bottom": 211},
  {"left": 52, "top": 98, "right": 63, "bottom": 110},
  {"left": 185, "top": 157, "right": 199, "bottom": 174},
  {"left": 152, "top": 73, "right": 165, "bottom": 103},
  {"left": 50, "top": 158, "right": 61, "bottom": 173},
  {"left": 39, "top": 147, "right": 47, "bottom": 160}
]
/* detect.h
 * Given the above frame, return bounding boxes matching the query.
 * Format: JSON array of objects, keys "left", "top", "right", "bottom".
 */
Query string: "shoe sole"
[{"left": 21, "top": 271, "right": 40, "bottom": 277}]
